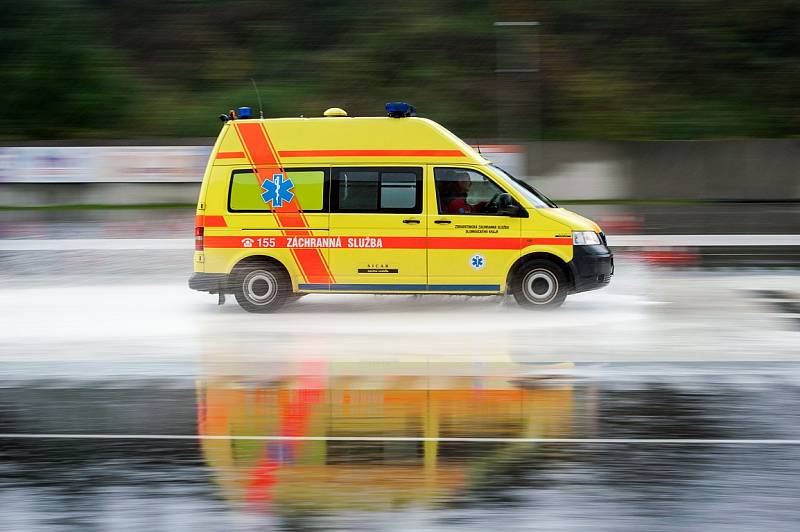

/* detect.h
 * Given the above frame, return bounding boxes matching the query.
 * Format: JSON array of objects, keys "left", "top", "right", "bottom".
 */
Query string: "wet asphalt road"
[
  {"left": 2, "top": 212, "right": 800, "bottom": 530},
  {"left": 3, "top": 364, "right": 800, "bottom": 531}
]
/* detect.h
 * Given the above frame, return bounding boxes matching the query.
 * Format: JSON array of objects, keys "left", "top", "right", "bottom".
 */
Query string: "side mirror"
[{"left": 497, "top": 193, "right": 514, "bottom": 208}]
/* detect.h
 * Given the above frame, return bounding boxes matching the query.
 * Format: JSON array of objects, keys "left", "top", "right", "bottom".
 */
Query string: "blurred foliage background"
[{"left": 1, "top": 0, "right": 798, "bottom": 140}]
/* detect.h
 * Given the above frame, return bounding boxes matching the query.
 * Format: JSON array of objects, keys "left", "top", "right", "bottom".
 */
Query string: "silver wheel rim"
[
  {"left": 522, "top": 269, "right": 558, "bottom": 304},
  {"left": 243, "top": 270, "right": 278, "bottom": 306}
]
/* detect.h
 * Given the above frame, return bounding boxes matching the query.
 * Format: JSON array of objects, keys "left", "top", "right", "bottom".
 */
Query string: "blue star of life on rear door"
[
  {"left": 261, "top": 173, "right": 295, "bottom": 208},
  {"left": 470, "top": 254, "right": 485, "bottom": 270}
]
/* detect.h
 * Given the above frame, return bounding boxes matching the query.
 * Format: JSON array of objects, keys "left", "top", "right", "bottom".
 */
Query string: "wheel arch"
[
  {"left": 228, "top": 254, "right": 294, "bottom": 291},
  {"left": 507, "top": 252, "right": 574, "bottom": 292}
]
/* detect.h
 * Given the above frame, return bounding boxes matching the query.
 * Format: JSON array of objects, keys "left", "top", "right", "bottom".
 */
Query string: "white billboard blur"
[
  {"left": 0, "top": 144, "right": 528, "bottom": 183},
  {"left": 0, "top": 146, "right": 212, "bottom": 183},
  {"left": 470, "top": 144, "right": 526, "bottom": 176}
]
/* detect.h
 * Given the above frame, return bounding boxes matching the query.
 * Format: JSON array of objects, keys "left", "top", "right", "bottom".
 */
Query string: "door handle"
[
  {"left": 402, "top": 219, "right": 421, "bottom": 224},
  {"left": 434, "top": 219, "right": 452, "bottom": 225}
]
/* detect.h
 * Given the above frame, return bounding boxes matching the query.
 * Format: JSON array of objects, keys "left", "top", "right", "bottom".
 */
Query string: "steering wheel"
[{"left": 484, "top": 192, "right": 503, "bottom": 213}]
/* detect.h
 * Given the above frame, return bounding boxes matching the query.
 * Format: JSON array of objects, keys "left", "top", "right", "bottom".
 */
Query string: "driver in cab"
[{"left": 439, "top": 170, "right": 488, "bottom": 214}]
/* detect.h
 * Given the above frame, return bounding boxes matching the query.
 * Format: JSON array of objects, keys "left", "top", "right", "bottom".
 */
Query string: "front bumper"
[
  {"left": 188, "top": 272, "right": 229, "bottom": 293},
  {"left": 568, "top": 245, "right": 614, "bottom": 294}
]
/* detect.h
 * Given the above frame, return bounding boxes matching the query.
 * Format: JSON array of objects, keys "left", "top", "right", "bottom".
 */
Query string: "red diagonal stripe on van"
[
  {"left": 234, "top": 122, "right": 334, "bottom": 284},
  {"left": 278, "top": 149, "right": 465, "bottom": 158},
  {"left": 260, "top": 123, "right": 334, "bottom": 283}
]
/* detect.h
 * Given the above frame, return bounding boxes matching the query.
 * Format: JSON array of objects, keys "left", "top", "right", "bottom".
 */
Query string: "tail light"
[{"left": 195, "top": 226, "right": 204, "bottom": 251}]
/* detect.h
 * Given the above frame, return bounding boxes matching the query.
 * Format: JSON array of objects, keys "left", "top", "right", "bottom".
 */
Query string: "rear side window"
[
  {"left": 228, "top": 168, "right": 328, "bottom": 212},
  {"left": 332, "top": 167, "right": 422, "bottom": 213}
]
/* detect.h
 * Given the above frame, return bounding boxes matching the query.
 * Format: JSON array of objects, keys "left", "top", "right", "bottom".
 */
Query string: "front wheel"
[
  {"left": 512, "top": 260, "right": 568, "bottom": 309},
  {"left": 232, "top": 263, "right": 290, "bottom": 313}
]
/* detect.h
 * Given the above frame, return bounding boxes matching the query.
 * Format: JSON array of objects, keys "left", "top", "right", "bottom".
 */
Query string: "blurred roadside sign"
[
  {"left": 470, "top": 144, "right": 526, "bottom": 176},
  {"left": 0, "top": 144, "right": 528, "bottom": 182},
  {"left": 0, "top": 146, "right": 212, "bottom": 183}
]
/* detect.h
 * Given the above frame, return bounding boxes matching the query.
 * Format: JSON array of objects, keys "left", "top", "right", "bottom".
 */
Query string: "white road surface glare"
[{"left": 0, "top": 259, "right": 798, "bottom": 374}]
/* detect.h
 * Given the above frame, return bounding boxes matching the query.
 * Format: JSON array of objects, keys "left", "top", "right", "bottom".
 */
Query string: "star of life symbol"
[
  {"left": 470, "top": 254, "right": 485, "bottom": 270},
  {"left": 261, "top": 173, "right": 294, "bottom": 208}
]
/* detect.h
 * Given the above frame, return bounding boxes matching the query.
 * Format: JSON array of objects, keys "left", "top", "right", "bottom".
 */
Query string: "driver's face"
[{"left": 454, "top": 176, "right": 471, "bottom": 194}]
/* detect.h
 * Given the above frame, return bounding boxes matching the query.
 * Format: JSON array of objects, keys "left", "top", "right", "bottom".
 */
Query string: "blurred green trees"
[{"left": 1, "top": 0, "right": 797, "bottom": 140}]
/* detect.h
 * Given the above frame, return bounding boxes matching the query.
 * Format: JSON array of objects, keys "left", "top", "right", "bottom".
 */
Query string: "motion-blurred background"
[
  {"left": 4, "top": 0, "right": 800, "bottom": 139},
  {"left": 2, "top": 1, "right": 799, "bottom": 272},
  {"left": 2, "top": 4, "right": 800, "bottom": 529}
]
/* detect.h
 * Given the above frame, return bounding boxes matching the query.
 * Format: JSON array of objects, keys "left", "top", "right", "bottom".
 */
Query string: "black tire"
[
  {"left": 232, "top": 262, "right": 291, "bottom": 313},
  {"left": 285, "top": 293, "right": 306, "bottom": 303},
  {"left": 511, "top": 259, "right": 568, "bottom": 309}
]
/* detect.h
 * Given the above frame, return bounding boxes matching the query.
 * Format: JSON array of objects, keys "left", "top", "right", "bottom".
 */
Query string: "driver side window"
[{"left": 434, "top": 167, "right": 507, "bottom": 215}]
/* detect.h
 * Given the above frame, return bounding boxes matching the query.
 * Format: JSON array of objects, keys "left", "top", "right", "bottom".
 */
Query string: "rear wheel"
[
  {"left": 512, "top": 259, "right": 567, "bottom": 309},
  {"left": 232, "top": 262, "right": 290, "bottom": 313}
]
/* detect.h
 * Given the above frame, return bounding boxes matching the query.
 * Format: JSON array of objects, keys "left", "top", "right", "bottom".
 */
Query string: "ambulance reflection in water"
[{"left": 197, "top": 369, "right": 578, "bottom": 512}]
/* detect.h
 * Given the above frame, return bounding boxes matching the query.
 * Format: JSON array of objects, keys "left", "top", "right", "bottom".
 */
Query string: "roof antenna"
[
  {"left": 475, "top": 141, "right": 483, "bottom": 155},
  {"left": 251, "top": 78, "right": 264, "bottom": 119}
]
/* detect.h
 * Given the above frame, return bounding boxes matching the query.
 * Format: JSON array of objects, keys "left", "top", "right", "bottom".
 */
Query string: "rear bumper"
[
  {"left": 568, "top": 245, "right": 614, "bottom": 294},
  {"left": 188, "top": 272, "right": 228, "bottom": 293}
]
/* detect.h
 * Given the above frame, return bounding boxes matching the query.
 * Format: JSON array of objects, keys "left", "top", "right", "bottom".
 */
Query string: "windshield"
[{"left": 490, "top": 165, "right": 557, "bottom": 208}]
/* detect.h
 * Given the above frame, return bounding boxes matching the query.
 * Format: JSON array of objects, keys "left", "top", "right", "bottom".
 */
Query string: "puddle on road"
[
  {"left": 2, "top": 364, "right": 800, "bottom": 529},
  {"left": 196, "top": 373, "right": 577, "bottom": 514}
]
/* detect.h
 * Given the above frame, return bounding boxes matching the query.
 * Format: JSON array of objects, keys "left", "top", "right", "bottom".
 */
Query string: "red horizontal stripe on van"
[
  {"left": 203, "top": 236, "right": 571, "bottom": 249},
  {"left": 216, "top": 151, "right": 246, "bottom": 159},
  {"left": 278, "top": 149, "right": 465, "bottom": 158},
  {"left": 428, "top": 237, "right": 572, "bottom": 249},
  {"left": 531, "top": 237, "right": 573, "bottom": 246},
  {"left": 428, "top": 237, "right": 522, "bottom": 249}
]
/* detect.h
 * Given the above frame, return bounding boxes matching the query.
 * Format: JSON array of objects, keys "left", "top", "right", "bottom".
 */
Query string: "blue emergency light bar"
[
  {"left": 386, "top": 102, "right": 416, "bottom": 118},
  {"left": 237, "top": 106, "right": 253, "bottom": 119}
]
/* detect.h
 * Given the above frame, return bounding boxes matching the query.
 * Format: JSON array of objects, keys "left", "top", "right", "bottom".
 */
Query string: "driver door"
[{"left": 426, "top": 166, "right": 522, "bottom": 291}]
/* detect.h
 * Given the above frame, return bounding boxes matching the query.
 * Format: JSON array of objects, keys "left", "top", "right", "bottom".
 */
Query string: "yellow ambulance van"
[{"left": 189, "top": 103, "right": 613, "bottom": 312}]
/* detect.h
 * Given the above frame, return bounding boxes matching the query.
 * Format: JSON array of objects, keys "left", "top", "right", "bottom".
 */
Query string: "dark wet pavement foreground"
[{"left": 2, "top": 363, "right": 800, "bottom": 531}]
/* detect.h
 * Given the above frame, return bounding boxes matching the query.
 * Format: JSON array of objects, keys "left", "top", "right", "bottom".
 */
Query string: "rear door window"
[{"left": 332, "top": 167, "right": 422, "bottom": 213}]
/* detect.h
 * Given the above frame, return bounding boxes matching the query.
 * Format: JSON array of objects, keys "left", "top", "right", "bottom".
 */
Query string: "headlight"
[{"left": 572, "top": 231, "right": 602, "bottom": 246}]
